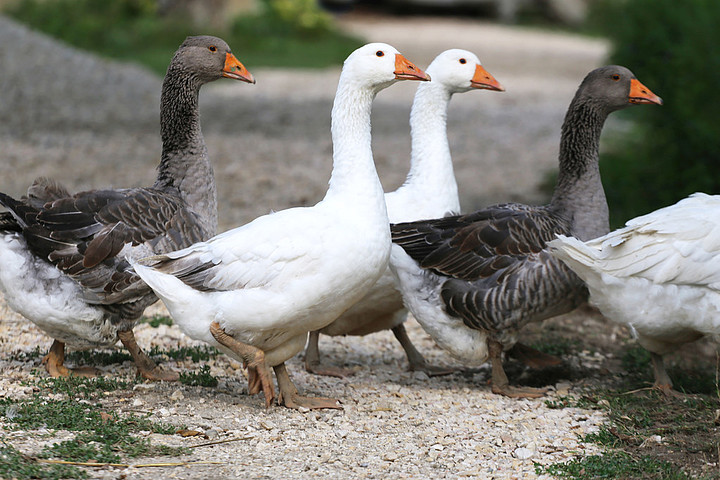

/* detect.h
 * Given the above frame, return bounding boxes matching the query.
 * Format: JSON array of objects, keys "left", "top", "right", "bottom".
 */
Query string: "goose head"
[
  {"left": 577, "top": 65, "right": 662, "bottom": 114},
  {"left": 170, "top": 35, "right": 255, "bottom": 85},
  {"left": 340, "top": 43, "right": 430, "bottom": 93},
  {"left": 426, "top": 49, "right": 505, "bottom": 94}
]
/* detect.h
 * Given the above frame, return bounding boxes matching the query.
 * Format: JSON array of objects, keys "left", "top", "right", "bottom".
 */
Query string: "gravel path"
[{"left": 0, "top": 13, "right": 622, "bottom": 479}]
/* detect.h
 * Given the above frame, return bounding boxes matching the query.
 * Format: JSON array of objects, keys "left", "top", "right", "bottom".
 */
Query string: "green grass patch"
[
  {"left": 179, "top": 364, "right": 218, "bottom": 388},
  {"left": 620, "top": 344, "right": 718, "bottom": 395},
  {"left": 65, "top": 349, "right": 133, "bottom": 367},
  {"left": 9, "top": 346, "right": 45, "bottom": 362},
  {"left": 149, "top": 345, "right": 219, "bottom": 363},
  {"left": 34, "top": 375, "right": 132, "bottom": 397},
  {"left": 0, "top": 441, "right": 88, "bottom": 480},
  {"left": 62, "top": 343, "right": 218, "bottom": 369},
  {"left": 143, "top": 315, "right": 173, "bottom": 328},
  {"left": 540, "top": 384, "right": 720, "bottom": 479},
  {"left": 530, "top": 337, "right": 581, "bottom": 357},
  {"left": 4, "top": 0, "right": 363, "bottom": 75},
  {"left": 535, "top": 451, "right": 691, "bottom": 479},
  {"left": 0, "top": 376, "right": 187, "bottom": 470}
]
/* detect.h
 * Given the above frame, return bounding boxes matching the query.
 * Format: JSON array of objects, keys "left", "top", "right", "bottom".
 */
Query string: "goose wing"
[
  {"left": 392, "top": 203, "right": 582, "bottom": 332},
  {"left": 581, "top": 193, "right": 720, "bottom": 288},
  {"left": 138, "top": 206, "right": 326, "bottom": 293},
  {"left": 0, "top": 182, "right": 205, "bottom": 303},
  {"left": 391, "top": 203, "right": 570, "bottom": 281}
]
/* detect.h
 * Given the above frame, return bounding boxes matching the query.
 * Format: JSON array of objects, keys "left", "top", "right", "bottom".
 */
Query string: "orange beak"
[
  {"left": 629, "top": 78, "right": 662, "bottom": 105},
  {"left": 223, "top": 52, "right": 255, "bottom": 84},
  {"left": 394, "top": 54, "right": 431, "bottom": 82},
  {"left": 470, "top": 64, "right": 505, "bottom": 92}
]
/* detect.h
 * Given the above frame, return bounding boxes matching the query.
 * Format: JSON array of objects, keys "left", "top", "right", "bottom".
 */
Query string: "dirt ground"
[{"left": 1, "top": 11, "right": 718, "bottom": 480}]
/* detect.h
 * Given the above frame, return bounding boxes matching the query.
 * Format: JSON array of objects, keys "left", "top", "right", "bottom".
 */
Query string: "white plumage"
[
  {"left": 134, "top": 43, "right": 430, "bottom": 410},
  {"left": 549, "top": 193, "right": 720, "bottom": 392},
  {"left": 0, "top": 234, "right": 112, "bottom": 348},
  {"left": 306, "top": 49, "right": 504, "bottom": 377}
]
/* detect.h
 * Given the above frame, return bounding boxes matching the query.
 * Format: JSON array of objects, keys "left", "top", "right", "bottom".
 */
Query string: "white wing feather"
[
  {"left": 553, "top": 193, "right": 720, "bottom": 289},
  {"left": 159, "top": 205, "right": 328, "bottom": 291}
]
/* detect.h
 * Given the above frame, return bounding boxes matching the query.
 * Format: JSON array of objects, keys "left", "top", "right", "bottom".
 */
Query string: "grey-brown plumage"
[
  {"left": 0, "top": 35, "right": 254, "bottom": 380},
  {"left": 390, "top": 65, "right": 662, "bottom": 397},
  {"left": 392, "top": 204, "right": 585, "bottom": 337}
]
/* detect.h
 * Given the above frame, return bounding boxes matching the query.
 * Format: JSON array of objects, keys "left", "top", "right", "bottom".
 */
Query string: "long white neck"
[
  {"left": 393, "top": 81, "right": 460, "bottom": 215},
  {"left": 323, "top": 77, "right": 386, "bottom": 218}
]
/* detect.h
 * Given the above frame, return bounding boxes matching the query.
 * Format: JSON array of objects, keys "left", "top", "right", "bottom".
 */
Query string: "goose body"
[
  {"left": 134, "top": 43, "right": 430, "bottom": 410},
  {"left": 0, "top": 36, "right": 254, "bottom": 379},
  {"left": 306, "top": 49, "right": 504, "bottom": 377},
  {"left": 390, "top": 65, "right": 662, "bottom": 397},
  {"left": 550, "top": 192, "right": 720, "bottom": 393}
]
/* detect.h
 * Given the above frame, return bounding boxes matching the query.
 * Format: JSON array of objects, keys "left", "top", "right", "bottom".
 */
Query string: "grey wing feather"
[
  {"left": 441, "top": 251, "right": 586, "bottom": 333},
  {"left": 392, "top": 203, "right": 586, "bottom": 333},
  {"left": 1, "top": 185, "right": 207, "bottom": 305}
]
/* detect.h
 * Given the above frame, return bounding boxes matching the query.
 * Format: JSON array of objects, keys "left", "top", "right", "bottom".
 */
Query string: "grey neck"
[
  {"left": 550, "top": 100, "right": 610, "bottom": 241},
  {"left": 153, "top": 66, "right": 218, "bottom": 237}
]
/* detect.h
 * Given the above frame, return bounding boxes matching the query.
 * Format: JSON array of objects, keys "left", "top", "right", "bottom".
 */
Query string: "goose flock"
[{"left": 7, "top": 32, "right": 713, "bottom": 413}]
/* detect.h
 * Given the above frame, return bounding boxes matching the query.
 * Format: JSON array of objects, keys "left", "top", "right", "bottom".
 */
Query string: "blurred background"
[{"left": 0, "top": 0, "right": 718, "bottom": 228}]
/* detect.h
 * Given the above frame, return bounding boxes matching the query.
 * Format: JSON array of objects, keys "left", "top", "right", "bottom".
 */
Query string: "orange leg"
[
  {"left": 274, "top": 363, "right": 342, "bottom": 410},
  {"left": 42, "top": 340, "right": 98, "bottom": 377},
  {"left": 209, "top": 322, "right": 275, "bottom": 408},
  {"left": 488, "top": 339, "right": 547, "bottom": 399},
  {"left": 392, "top": 324, "right": 455, "bottom": 377},
  {"left": 118, "top": 330, "right": 179, "bottom": 381},
  {"left": 650, "top": 352, "right": 685, "bottom": 398},
  {"left": 304, "top": 330, "right": 354, "bottom": 378}
]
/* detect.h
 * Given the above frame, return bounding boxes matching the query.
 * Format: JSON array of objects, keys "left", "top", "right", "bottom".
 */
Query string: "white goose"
[
  {"left": 305, "top": 49, "right": 504, "bottom": 378},
  {"left": 133, "top": 43, "right": 430, "bottom": 410},
  {"left": 550, "top": 193, "right": 720, "bottom": 395}
]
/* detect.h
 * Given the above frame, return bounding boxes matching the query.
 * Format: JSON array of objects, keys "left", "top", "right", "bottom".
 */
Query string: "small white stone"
[
  {"left": 640, "top": 434, "right": 663, "bottom": 447},
  {"left": 514, "top": 447, "right": 534, "bottom": 460},
  {"left": 170, "top": 390, "right": 184, "bottom": 401},
  {"left": 132, "top": 398, "right": 143, "bottom": 407},
  {"left": 158, "top": 408, "right": 170, "bottom": 417}
]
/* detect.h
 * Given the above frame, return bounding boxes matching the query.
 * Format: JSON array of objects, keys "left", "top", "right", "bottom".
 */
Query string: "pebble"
[
  {"left": 170, "top": 390, "right": 185, "bottom": 401},
  {"left": 514, "top": 447, "right": 534, "bottom": 460}
]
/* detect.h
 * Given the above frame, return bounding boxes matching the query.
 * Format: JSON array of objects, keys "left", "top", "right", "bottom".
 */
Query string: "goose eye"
[
  {"left": 459, "top": 58, "right": 466, "bottom": 64},
  {"left": 376, "top": 51, "right": 384, "bottom": 57},
  {"left": 611, "top": 74, "right": 620, "bottom": 81},
  {"left": 208, "top": 45, "right": 217, "bottom": 52}
]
